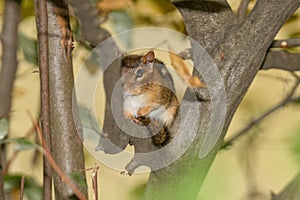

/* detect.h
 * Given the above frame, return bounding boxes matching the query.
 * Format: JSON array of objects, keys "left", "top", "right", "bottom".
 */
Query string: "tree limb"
[
  {"left": 67, "top": 0, "right": 127, "bottom": 154},
  {"left": 261, "top": 50, "right": 300, "bottom": 71},
  {"left": 0, "top": 0, "right": 21, "bottom": 199},
  {"left": 261, "top": 37, "right": 300, "bottom": 72},
  {"left": 34, "top": 0, "right": 52, "bottom": 198},
  {"left": 19, "top": 175, "right": 25, "bottom": 200},
  {"left": 223, "top": 73, "right": 300, "bottom": 148},
  {"left": 0, "top": 152, "right": 4, "bottom": 200},
  {"left": 237, "top": 0, "right": 251, "bottom": 19},
  {"left": 271, "top": 173, "right": 300, "bottom": 200},
  {"left": 96, "top": 58, "right": 130, "bottom": 154},
  {"left": 68, "top": 0, "right": 110, "bottom": 47},
  {"left": 47, "top": 0, "right": 88, "bottom": 198},
  {"left": 144, "top": 1, "right": 300, "bottom": 199},
  {"left": 29, "top": 113, "right": 87, "bottom": 200},
  {"left": 172, "top": 0, "right": 236, "bottom": 56},
  {"left": 270, "top": 38, "right": 300, "bottom": 48},
  {"left": 0, "top": 0, "right": 21, "bottom": 119}
]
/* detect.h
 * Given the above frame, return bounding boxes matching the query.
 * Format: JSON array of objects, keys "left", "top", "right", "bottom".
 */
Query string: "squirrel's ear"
[{"left": 142, "top": 51, "right": 155, "bottom": 64}]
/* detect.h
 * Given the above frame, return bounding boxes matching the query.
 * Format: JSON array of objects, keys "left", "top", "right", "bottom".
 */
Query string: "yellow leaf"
[
  {"left": 169, "top": 50, "right": 206, "bottom": 88},
  {"left": 97, "top": 0, "right": 132, "bottom": 12}
]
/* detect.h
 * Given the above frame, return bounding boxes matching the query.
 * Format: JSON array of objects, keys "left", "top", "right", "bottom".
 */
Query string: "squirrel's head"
[{"left": 121, "top": 51, "right": 173, "bottom": 95}]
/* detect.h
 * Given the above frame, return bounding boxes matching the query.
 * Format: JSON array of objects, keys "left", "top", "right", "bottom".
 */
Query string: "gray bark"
[
  {"left": 143, "top": 1, "right": 300, "bottom": 199},
  {"left": 47, "top": 0, "right": 88, "bottom": 199}
]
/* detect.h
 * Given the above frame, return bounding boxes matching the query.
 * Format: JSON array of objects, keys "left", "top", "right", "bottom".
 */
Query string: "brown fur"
[{"left": 121, "top": 51, "right": 179, "bottom": 146}]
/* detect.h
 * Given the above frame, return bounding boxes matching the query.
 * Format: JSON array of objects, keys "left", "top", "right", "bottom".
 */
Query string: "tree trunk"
[
  {"left": 0, "top": 0, "right": 21, "bottom": 199},
  {"left": 47, "top": 0, "right": 88, "bottom": 199},
  {"left": 143, "top": 1, "right": 300, "bottom": 199},
  {"left": 34, "top": 0, "right": 52, "bottom": 198}
]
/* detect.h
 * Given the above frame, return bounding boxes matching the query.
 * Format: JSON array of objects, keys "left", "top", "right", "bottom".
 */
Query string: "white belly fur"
[
  {"left": 123, "top": 94, "right": 147, "bottom": 117},
  {"left": 123, "top": 94, "right": 173, "bottom": 125},
  {"left": 148, "top": 106, "right": 173, "bottom": 125}
]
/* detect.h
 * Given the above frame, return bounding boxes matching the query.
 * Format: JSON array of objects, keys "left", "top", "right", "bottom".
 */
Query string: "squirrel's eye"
[{"left": 136, "top": 69, "right": 144, "bottom": 79}]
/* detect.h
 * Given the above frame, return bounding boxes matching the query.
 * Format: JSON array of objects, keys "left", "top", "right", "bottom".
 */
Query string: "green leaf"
[
  {"left": 3, "top": 174, "right": 21, "bottom": 191},
  {"left": 0, "top": 137, "right": 38, "bottom": 151},
  {"left": 18, "top": 31, "right": 38, "bottom": 65},
  {"left": 0, "top": 118, "right": 9, "bottom": 140},
  {"left": 70, "top": 171, "right": 87, "bottom": 188},
  {"left": 293, "top": 127, "right": 300, "bottom": 164},
  {"left": 4, "top": 174, "right": 43, "bottom": 200},
  {"left": 13, "top": 138, "right": 38, "bottom": 151},
  {"left": 294, "top": 98, "right": 300, "bottom": 105},
  {"left": 78, "top": 105, "right": 100, "bottom": 132},
  {"left": 110, "top": 10, "right": 134, "bottom": 49}
]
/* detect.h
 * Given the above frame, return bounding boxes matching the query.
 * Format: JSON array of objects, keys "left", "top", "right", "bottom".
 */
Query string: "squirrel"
[{"left": 121, "top": 50, "right": 179, "bottom": 146}]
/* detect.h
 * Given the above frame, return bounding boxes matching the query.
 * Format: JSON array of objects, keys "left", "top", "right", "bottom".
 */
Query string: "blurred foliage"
[
  {"left": 0, "top": 118, "right": 9, "bottom": 140},
  {"left": 20, "top": 0, "right": 34, "bottom": 19},
  {"left": 79, "top": 105, "right": 101, "bottom": 133},
  {"left": 110, "top": 10, "right": 134, "bottom": 48},
  {"left": 4, "top": 174, "right": 43, "bottom": 200},
  {"left": 18, "top": 29, "right": 38, "bottom": 66},
  {"left": 97, "top": 0, "right": 132, "bottom": 12},
  {"left": 97, "top": 0, "right": 184, "bottom": 34},
  {"left": 131, "top": 0, "right": 184, "bottom": 32},
  {"left": 0, "top": 137, "right": 38, "bottom": 151},
  {"left": 293, "top": 127, "right": 300, "bottom": 164},
  {"left": 13, "top": 137, "right": 38, "bottom": 151},
  {"left": 70, "top": 170, "right": 88, "bottom": 188},
  {"left": 130, "top": 183, "right": 147, "bottom": 200}
]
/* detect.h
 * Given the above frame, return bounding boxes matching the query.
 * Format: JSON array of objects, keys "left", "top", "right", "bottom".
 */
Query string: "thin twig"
[
  {"left": 34, "top": 0, "right": 52, "bottom": 198},
  {"left": 3, "top": 126, "right": 35, "bottom": 175},
  {"left": 92, "top": 164, "right": 99, "bottom": 200},
  {"left": 271, "top": 173, "right": 300, "bottom": 200},
  {"left": 27, "top": 112, "right": 87, "bottom": 200},
  {"left": 19, "top": 175, "right": 25, "bottom": 200},
  {"left": 237, "top": 0, "right": 251, "bottom": 19},
  {"left": 261, "top": 51, "right": 300, "bottom": 72},
  {"left": 270, "top": 38, "right": 300, "bottom": 48},
  {"left": 85, "top": 164, "right": 99, "bottom": 199},
  {"left": 0, "top": 152, "right": 4, "bottom": 200},
  {"left": 223, "top": 74, "right": 300, "bottom": 148}
]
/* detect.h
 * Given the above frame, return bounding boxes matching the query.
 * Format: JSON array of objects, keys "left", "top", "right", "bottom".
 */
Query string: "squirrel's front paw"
[
  {"left": 124, "top": 111, "right": 134, "bottom": 120},
  {"left": 133, "top": 116, "right": 151, "bottom": 126}
]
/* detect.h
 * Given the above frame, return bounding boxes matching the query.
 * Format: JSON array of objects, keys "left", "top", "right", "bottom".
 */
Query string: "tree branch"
[
  {"left": 261, "top": 37, "right": 300, "bottom": 72},
  {"left": 96, "top": 57, "right": 130, "bottom": 154},
  {"left": 0, "top": 0, "right": 21, "bottom": 199},
  {"left": 223, "top": 73, "right": 300, "bottom": 148},
  {"left": 0, "top": 0, "right": 21, "bottom": 119},
  {"left": 144, "top": 1, "right": 300, "bottom": 199},
  {"left": 261, "top": 51, "right": 300, "bottom": 71},
  {"left": 0, "top": 152, "right": 4, "bottom": 200},
  {"left": 19, "top": 175, "right": 25, "bottom": 200},
  {"left": 237, "top": 0, "right": 251, "bottom": 19},
  {"left": 47, "top": 0, "right": 88, "bottom": 198},
  {"left": 271, "top": 173, "right": 300, "bottom": 200},
  {"left": 270, "top": 38, "right": 300, "bottom": 48},
  {"left": 91, "top": 165, "right": 99, "bottom": 200},
  {"left": 34, "top": 0, "right": 52, "bottom": 198},
  {"left": 171, "top": 0, "right": 236, "bottom": 55},
  {"left": 218, "top": 1, "right": 300, "bottom": 104},
  {"left": 29, "top": 113, "right": 87, "bottom": 200},
  {"left": 68, "top": 0, "right": 126, "bottom": 154},
  {"left": 68, "top": 0, "right": 110, "bottom": 47}
]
